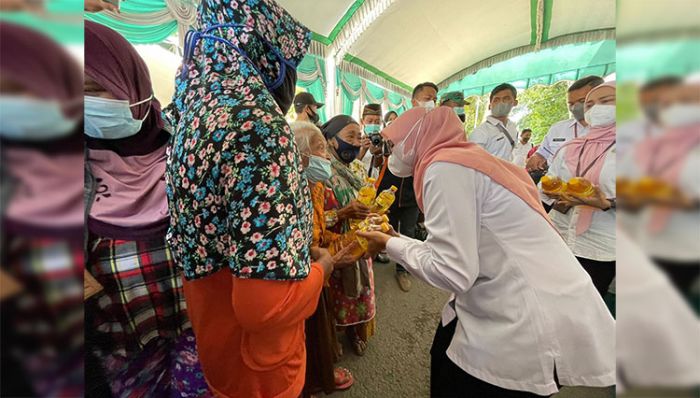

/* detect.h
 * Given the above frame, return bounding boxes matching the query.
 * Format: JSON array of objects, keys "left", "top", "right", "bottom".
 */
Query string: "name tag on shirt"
[{"left": 553, "top": 138, "right": 566, "bottom": 142}]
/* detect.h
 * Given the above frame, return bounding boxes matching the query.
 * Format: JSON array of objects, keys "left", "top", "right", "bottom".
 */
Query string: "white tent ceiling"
[{"left": 277, "top": 0, "right": 615, "bottom": 89}]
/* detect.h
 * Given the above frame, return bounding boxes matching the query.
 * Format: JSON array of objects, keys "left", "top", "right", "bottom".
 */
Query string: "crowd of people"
[{"left": 2, "top": 0, "right": 699, "bottom": 397}]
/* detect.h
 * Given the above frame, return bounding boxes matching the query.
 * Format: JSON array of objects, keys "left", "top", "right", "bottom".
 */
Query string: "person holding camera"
[{"left": 357, "top": 103, "right": 385, "bottom": 178}]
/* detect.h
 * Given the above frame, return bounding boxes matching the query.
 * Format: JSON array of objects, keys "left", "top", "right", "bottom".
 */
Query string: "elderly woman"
[
  {"left": 291, "top": 121, "right": 357, "bottom": 396},
  {"left": 164, "top": 1, "right": 341, "bottom": 397},
  {"left": 359, "top": 106, "right": 614, "bottom": 397},
  {"left": 319, "top": 115, "right": 376, "bottom": 356},
  {"left": 83, "top": 21, "right": 210, "bottom": 397},
  {"left": 542, "top": 82, "right": 617, "bottom": 298}
]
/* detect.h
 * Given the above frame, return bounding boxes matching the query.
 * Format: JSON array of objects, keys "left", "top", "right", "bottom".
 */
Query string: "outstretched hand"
[
  {"left": 357, "top": 229, "right": 397, "bottom": 259},
  {"left": 558, "top": 186, "right": 611, "bottom": 210}
]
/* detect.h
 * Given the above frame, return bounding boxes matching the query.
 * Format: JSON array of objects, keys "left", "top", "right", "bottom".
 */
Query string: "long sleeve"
[
  {"left": 386, "top": 162, "right": 480, "bottom": 295},
  {"left": 232, "top": 264, "right": 324, "bottom": 333}
]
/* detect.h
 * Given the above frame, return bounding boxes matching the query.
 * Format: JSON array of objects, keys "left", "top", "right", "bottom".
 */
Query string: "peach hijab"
[{"left": 381, "top": 106, "right": 551, "bottom": 223}]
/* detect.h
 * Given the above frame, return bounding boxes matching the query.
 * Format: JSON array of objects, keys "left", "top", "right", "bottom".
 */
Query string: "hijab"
[
  {"left": 85, "top": 21, "right": 167, "bottom": 157},
  {"left": 166, "top": 0, "right": 313, "bottom": 281},
  {"left": 382, "top": 106, "right": 552, "bottom": 224},
  {"left": 559, "top": 82, "right": 616, "bottom": 235}
]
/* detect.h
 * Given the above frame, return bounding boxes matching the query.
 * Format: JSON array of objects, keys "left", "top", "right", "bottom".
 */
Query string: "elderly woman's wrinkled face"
[
  {"left": 302, "top": 134, "right": 329, "bottom": 168},
  {"left": 584, "top": 85, "right": 615, "bottom": 112},
  {"left": 331, "top": 123, "right": 362, "bottom": 148}
]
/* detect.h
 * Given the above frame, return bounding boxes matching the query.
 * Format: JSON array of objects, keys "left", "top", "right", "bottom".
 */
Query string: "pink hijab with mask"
[
  {"left": 558, "top": 82, "right": 616, "bottom": 235},
  {"left": 381, "top": 106, "right": 552, "bottom": 225}
]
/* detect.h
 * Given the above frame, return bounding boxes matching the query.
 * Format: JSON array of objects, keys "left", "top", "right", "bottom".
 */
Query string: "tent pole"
[
  {"left": 325, "top": 54, "right": 337, "bottom": 118},
  {"left": 474, "top": 97, "right": 480, "bottom": 129}
]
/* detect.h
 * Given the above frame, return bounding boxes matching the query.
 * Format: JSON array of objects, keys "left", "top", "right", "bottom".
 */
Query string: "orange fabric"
[
  {"left": 182, "top": 265, "right": 324, "bottom": 398},
  {"left": 311, "top": 181, "right": 352, "bottom": 257},
  {"left": 374, "top": 158, "right": 388, "bottom": 189}
]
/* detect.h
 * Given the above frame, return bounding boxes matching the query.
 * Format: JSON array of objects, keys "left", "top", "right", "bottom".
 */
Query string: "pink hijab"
[
  {"left": 635, "top": 123, "right": 700, "bottom": 233},
  {"left": 382, "top": 106, "right": 551, "bottom": 224},
  {"left": 559, "top": 82, "right": 616, "bottom": 235}
]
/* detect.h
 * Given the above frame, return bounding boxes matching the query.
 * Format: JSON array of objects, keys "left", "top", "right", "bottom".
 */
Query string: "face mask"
[
  {"left": 364, "top": 124, "right": 381, "bottom": 134},
  {"left": 388, "top": 153, "right": 413, "bottom": 177},
  {"left": 0, "top": 96, "right": 78, "bottom": 141},
  {"left": 453, "top": 107, "right": 466, "bottom": 123},
  {"left": 642, "top": 104, "right": 660, "bottom": 124},
  {"left": 386, "top": 115, "right": 425, "bottom": 178},
  {"left": 491, "top": 102, "right": 513, "bottom": 117},
  {"left": 334, "top": 136, "right": 360, "bottom": 164},
  {"left": 569, "top": 102, "right": 585, "bottom": 121},
  {"left": 304, "top": 155, "right": 332, "bottom": 182},
  {"left": 306, "top": 107, "right": 320, "bottom": 124},
  {"left": 417, "top": 100, "right": 435, "bottom": 109},
  {"left": 84, "top": 95, "right": 152, "bottom": 139},
  {"left": 385, "top": 120, "right": 393, "bottom": 126},
  {"left": 584, "top": 104, "right": 616, "bottom": 127},
  {"left": 660, "top": 103, "right": 700, "bottom": 127}
]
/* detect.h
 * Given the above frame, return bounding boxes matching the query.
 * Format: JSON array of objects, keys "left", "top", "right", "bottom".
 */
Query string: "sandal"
[
  {"left": 334, "top": 367, "right": 354, "bottom": 391},
  {"left": 346, "top": 327, "right": 367, "bottom": 356}
]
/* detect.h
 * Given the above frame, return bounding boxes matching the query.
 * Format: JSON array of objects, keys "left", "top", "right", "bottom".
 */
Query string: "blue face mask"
[
  {"left": 335, "top": 136, "right": 361, "bottom": 164},
  {"left": 0, "top": 96, "right": 77, "bottom": 141},
  {"left": 304, "top": 155, "right": 332, "bottom": 182},
  {"left": 84, "top": 95, "right": 152, "bottom": 139},
  {"left": 364, "top": 124, "right": 381, "bottom": 134}
]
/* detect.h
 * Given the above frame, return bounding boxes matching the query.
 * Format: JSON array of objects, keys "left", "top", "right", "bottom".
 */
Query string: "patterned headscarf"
[{"left": 165, "top": 0, "right": 314, "bottom": 281}]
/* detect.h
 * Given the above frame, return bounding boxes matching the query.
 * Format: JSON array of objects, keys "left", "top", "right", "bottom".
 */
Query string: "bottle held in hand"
[
  {"left": 541, "top": 175, "right": 567, "bottom": 195},
  {"left": 566, "top": 177, "right": 595, "bottom": 198},
  {"left": 372, "top": 185, "right": 398, "bottom": 214}
]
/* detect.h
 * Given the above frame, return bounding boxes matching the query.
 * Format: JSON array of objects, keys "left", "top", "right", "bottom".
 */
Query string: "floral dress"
[
  {"left": 164, "top": 0, "right": 313, "bottom": 283},
  {"left": 325, "top": 157, "right": 377, "bottom": 328}
]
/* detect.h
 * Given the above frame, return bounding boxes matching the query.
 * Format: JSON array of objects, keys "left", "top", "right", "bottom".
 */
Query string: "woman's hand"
[
  {"left": 337, "top": 200, "right": 370, "bottom": 221},
  {"left": 357, "top": 230, "right": 394, "bottom": 259},
  {"left": 332, "top": 242, "right": 362, "bottom": 269},
  {"left": 311, "top": 247, "right": 335, "bottom": 280},
  {"left": 558, "top": 186, "right": 612, "bottom": 210}
]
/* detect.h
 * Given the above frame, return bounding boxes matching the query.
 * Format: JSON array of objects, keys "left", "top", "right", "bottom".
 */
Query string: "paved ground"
[{"left": 328, "top": 261, "right": 616, "bottom": 398}]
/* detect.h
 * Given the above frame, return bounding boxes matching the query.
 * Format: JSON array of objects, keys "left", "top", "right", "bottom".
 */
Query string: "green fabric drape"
[
  {"left": 363, "top": 80, "right": 385, "bottom": 104},
  {"left": 338, "top": 71, "right": 362, "bottom": 116},
  {"left": 84, "top": 14, "right": 178, "bottom": 44}
]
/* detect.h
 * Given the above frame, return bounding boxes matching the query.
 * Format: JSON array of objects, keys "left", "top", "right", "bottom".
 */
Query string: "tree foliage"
[{"left": 516, "top": 81, "right": 570, "bottom": 144}]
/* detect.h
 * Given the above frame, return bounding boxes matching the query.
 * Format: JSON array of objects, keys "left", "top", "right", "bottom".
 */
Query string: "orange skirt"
[{"left": 182, "top": 266, "right": 323, "bottom": 398}]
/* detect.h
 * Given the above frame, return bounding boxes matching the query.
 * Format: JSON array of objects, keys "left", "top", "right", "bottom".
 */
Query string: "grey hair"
[{"left": 290, "top": 121, "right": 324, "bottom": 157}]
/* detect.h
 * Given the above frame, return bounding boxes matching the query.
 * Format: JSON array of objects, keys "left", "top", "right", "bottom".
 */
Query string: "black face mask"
[
  {"left": 458, "top": 114, "right": 466, "bottom": 123},
  {"left": 271, "top": 66, "right": 297, "bottom": 115},
  {"left": 306, "top": 107, "right": 320, "bottom": 124}
]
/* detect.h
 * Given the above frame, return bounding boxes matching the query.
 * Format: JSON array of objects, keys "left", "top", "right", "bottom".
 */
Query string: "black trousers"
[
  {"left": 388, "top": 205, "right": 420, "bottom": 274},
  {"left": 653, "top": 258, "right": 700, "bottom": 299},
  {"left": 430, "top": 319, "right": 550, "bottom": 398},
  {"left": 576, "top": 257, "right": 616, "bottom": 298}
]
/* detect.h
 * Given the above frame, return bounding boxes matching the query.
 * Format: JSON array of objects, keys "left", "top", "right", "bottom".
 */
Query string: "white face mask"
[
  {"left": 584, "top": 104, "right": 616, "bottom": 127},
  {"left": 388, "top": 153, "right": 413, "bottom": 177},
  {"left": 660, "top": 103, "right": 700, "bottom": 128},
  {"left": 386, "top": 115, "right": 426, "bottom": 177},
  {"left": 417, "top": 100, "right": 435, "bottom": 110}
]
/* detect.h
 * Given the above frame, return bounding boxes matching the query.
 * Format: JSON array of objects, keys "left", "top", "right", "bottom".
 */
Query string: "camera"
[{"left": 369, "top": 133, "right": 383, "bottom": 147}]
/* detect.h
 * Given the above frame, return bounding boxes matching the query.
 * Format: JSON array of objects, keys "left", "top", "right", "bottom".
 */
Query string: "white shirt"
[
  {"left": 542, "top": 144, "right": 617, "bottom": 261},
  {"left": 469, "top": 116, "right": 519, "bottom": 160},
  {"left": 618, "top": 144, "right": 700, "bottom": 261},
  {"left": 511, "top": 140, "right": 533, "bottom": 167},
  {"left": 386, "top": 162, "right": 615, "bottom": 396},
  {"left": 360, "top": 148, "right": 379, "bottom": 179},
  {"left": 536, "top": 118, "right": 589, "bottom": 163},
  {"left": 616, "top": 118, "right": 663, "bottom": 158},
  {"left": 616, "top": 229, "right": 700, "bottom": 393}
]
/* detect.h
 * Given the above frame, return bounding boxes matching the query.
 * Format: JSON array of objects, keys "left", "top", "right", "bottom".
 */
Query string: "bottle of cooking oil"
[
  {"left": 372, "top": 186, "right": 398, "bottom": 214},
  {"left": 566, "top": 177, "right": 595, "bottom": 198},
  {"left": 636, "top": 176, "right": 674, "bottom": 200},
  {"left": 540, "top": 175, "right": 567, "bottom": 195},
  {"left": 357, "top": 178, "right": 378, "bottom": 207}
]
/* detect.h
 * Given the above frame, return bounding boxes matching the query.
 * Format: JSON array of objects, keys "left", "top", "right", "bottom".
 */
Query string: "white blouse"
[
  {"left": 386, "top": 162, "right": 615, "bottom": 396},
  {"left": 541, "top": 144, "right": 616, "bottom": 262}
]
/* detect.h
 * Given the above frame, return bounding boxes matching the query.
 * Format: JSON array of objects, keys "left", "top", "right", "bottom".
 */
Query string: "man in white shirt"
[
  {"left": 511, "top": 128, "right": 533, "bottom": 167},
  {"left": 526, "top": 76, "right": 604, "bottom": 172},
  {"left": 469, "top": 83, "right": 519, "bottom": 160},
  {"left": 617, "top": 76, "right": 681, "bottom": 157},
  {"left": 357, "top": 103, "right": 384, "bottom": 178}
]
